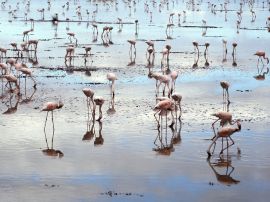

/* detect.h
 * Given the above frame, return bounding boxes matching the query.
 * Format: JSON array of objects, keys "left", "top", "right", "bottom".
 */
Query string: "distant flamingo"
[
  {"left": 211, "top": 111, "right": 234, "bottom": 138},
  {"left": 107, "top": 72, "right": 117, "bottom": 98},
  {"left": 170, "top": 70, "right": 178, "bottom": 94},
  {"left": 67, "top": 32, "right": 78, "bottom": 45},
  {"left": 127, "top": 39, "right": 136, "bottom": 55},
  {"left": 82, "top": 88, "right": 95, "bottom": 112},
  {"left": 17, "top": 64, "right": 37, "bottom": 89},
  {"left": 1, "top": 74, "right": 20, "bottom": 94},
  {"left": 207, "top": 120, "right": 241, "bottom": 156},
  {"left": 171, "top": 93, "right": 182, "bottom": 119},
  {"left": 154, "top": 99, "right": 175, "bottom": 127},
  {"left": 254, "top": 51, "right": 269, "bottom": 67},
  {"left": 232, "top": 42, "right": 237, "bottom": 57},
  {"left": 135, "top": 19, "right": 139, "bottom": 35},
  {"left": 193, "top": 41, "right": 199, "bottom": 55},
  {"left": 94, "top": 96, "right": 105, "bottom": 121},
  {"left": 204, "top": 42, "right": 210, "bottom": 56},
  {"left": 42, "top": 100, "right": 64, "bottom": 149},
  {"left": 156, "top": 74, "right": 171, "bottom": 97},
  {"left": 220, "top": 81, "right": 230, "bottom": 103}
]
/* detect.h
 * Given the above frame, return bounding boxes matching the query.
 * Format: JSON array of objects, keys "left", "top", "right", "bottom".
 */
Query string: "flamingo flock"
[{"left": 0, "top": 0, "right": 269, "bottom": 162}]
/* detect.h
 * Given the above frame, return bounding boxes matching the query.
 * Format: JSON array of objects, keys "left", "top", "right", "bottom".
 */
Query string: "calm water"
[{"left": 0, "top": 0, "right": 270, "bottom": 201}]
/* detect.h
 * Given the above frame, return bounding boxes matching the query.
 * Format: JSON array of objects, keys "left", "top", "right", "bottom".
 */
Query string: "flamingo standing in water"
[
  {"left": 154, "top": 99, "right": 175, "bottom": 127},
  {"left": 127, "top": 39, "right": 136, "bottom": 55},
  {"left": 82, "top": 88, "right": 95, "bottom": 112},
  {"left": 211, "top": 111, "right": 234, "bottom": 138},
  {"left": 207, "top": 120, "right": 241, "bottom": 156},
  {"left": 42, "top": 100, "right": 64, "bottom": 149},
  {"left": 170, "top": 70, "right": 178, "bottom": 94},
  {"left": 171, "top": 93, "right": 182, "bottom": 119},
  {"left": 94, "top": 96, "right": 105, "bottom": 121},
  {"left": 220, "top": 81, "right": 230, "bottom": 103},
  {"left": 232, "top": 42, "right": 237, "bottom": 57},
  {"left": 254, "top": 51, "right": 269, "bottom": 67},
  {"left": 107, "top": 72, "right": 117, "bottom": 97},
  {"left": 156, "top": 74, "right": 171, "bottom": 97}
]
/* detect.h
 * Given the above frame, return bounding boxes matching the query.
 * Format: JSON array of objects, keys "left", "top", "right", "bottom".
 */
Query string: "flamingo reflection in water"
[
  {"left": 127, "top": 40, "right": 136, "bottom": 66},
  {"left": 82, "top": 101, "right": 95, "bottom": 141},
  {"left": 2, "top": 92, "right": 20, "bottom": 114},
  {"left": 153, "top": 111, "right": 183, "bottom": 155},
  {"left": 254, "top": 51, "right": 269, "bottom": 80},
  {"left": 207, "top": 156, "right": 240, "bottom": 186},
  {"left": 94, "top": 121, "right": 104, "bottom": 146},
  {"left": 41, "top": 100, "right": 64, "bottom": 158}
]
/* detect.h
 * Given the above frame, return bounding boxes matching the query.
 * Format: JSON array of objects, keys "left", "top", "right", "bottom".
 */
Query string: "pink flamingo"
[
  {"left": 42, "top": 100, "right": 64, "bottom": 149},
  {"left": 82, "top": 88, "right": 95, "bottom": 112},
  {"left": 94, "top": 96, "right": 105, "bottom": 121},
  {"left": 156, "top": 74, "right": 171, "bottom": 97},
  {"left": 154, "top": 99, "right": 175, "bottom": 127},
  {"left": 220, "top": 81, "right": 230, "bottom": 103},
  {"left": 207, "top": 120, "right": 241, "bottom": 156},
  {"left": 254, "top": 51, "right": 269, "bottom": 67},
  {"left": 107, "top": 72, "right": 117, "bottom": 98},
  {"left": 170, "top": 70, "right": 178, "bottom": 94}
]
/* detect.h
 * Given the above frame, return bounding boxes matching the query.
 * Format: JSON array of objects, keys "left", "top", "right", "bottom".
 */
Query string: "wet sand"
[{"left": 1, "top": 0, "right": 270, "bottom": 201}]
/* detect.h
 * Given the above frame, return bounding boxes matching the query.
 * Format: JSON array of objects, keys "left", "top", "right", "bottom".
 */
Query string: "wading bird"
[
  {"left": 254, "top": 51, "right": 269, "bottom": 67},
  {"left": 82, "top": 88, "right": 95, "bottom": 112},
  {"left": 220, "top": 81, "right": 230, "bottom": 103},
  {"left": 94, "top": 96, "right": 105, "bottom": 121},
  {"left": 42, "top": 100, "right": 64, "bottom": 149},
  {"left": 107, "top": 72, "right": 117, "bottom": 98},
  {"left": 154, "top": 99, "right": 175, "bottom": 127},
  {"left": 207, "top": 120, "right": 241, "bottom": 156}
]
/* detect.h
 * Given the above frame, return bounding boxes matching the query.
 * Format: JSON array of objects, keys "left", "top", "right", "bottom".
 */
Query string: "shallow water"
[{"left": 1, "top": 0, "right": 270, "bottom": 201}]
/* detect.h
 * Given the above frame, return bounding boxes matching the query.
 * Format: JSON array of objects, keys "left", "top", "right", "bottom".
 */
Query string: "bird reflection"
[
  {"left": 92, "top": 24, "right": 98, "bottom": 43},
  {"left": 94, "top": 121, "right": 104, "bottom": 145},
  {"left": 192, "top": 41, "right": 199, "bottom": 68},
  {"left": 166, "top": 23, "right": 174, "bottom": 39},
  {"left": 2, "top": 93, "right": 19, "bottom": 114},
  {"left": 153, "top": 121, "right": 175, "bottom": 156},
  {"left": 204, "top": 43, "right": 210, "bottom": 68},
  {"left": 207, "top": 156, "right": 240, "bottom": 186},
  {"left": 82, "top": 109, "right": 95, "bottom": 141},
  {"left": 41, "top": 100, "right": 64, "bottom": 158},
  {"left": 222, "top": 39, "right": 227, "bottom": 63},
  {"left": 171, "top": 116, "right": 182, "bottom": 145},
  {"left": 153, "top": 114, "right": 183, "bottom": 155},
  {"left": 107, "top": 92, "right": 116, "bottom": 115},
  {"left": 127, "top": 40, "right": 136, "bottom": 66},
  {"left": 254, "top": 67, "right": 269, "bottom": 80},
  {"left": 20, "top": 85, "right": 36, "bottom": 104}
]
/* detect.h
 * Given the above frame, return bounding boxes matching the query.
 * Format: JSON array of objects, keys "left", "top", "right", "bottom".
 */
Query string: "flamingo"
[
  {"left": 17, "top": 64, "right": 37, "bottom": 89},
  {"left": 171, "top": 93, "right": 182, "bottom": 119},
  {"left": 220, "top": 81, "right": 230, "bottom": 103},
  {"left": 127, "top": 40, "right": 136, "bottom": 54},
  {"left": 28, "top": 40, "right": 38, "bottom": 52},
  {"left": 232, "top": 42, "right": 237, "bottom": 57},
  {"left": 94, "top": 96, "right": 105, "bottom": 121},
  {"left": 154, "top": 99, "right": 175, "bottom": 127},
  {"left": 156, "top": 74, "right": 171, "bottom": 97},
  {"left": 193, "top": 41, "right": 199, "bottom": 55},
  {"left": 207, "top": 120, "right": 241, "bottom": 156},
  {"left": 82, "top": 88, "right": 95, "bottom": 112},
  {"left": 107, "top": 72, "right": 117, "bottom": 98},
  {"left": 42, "top": 100, "right": 64, "bottom": 149},
  {"left": 211, "top": 111, "right": 235, "bottom": 138},
  {"left": 254, "top": 51, "right": 269, "bottom": 67},
  {"left": 170, "top": 70, "right": 178, "bottom": 94}
]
